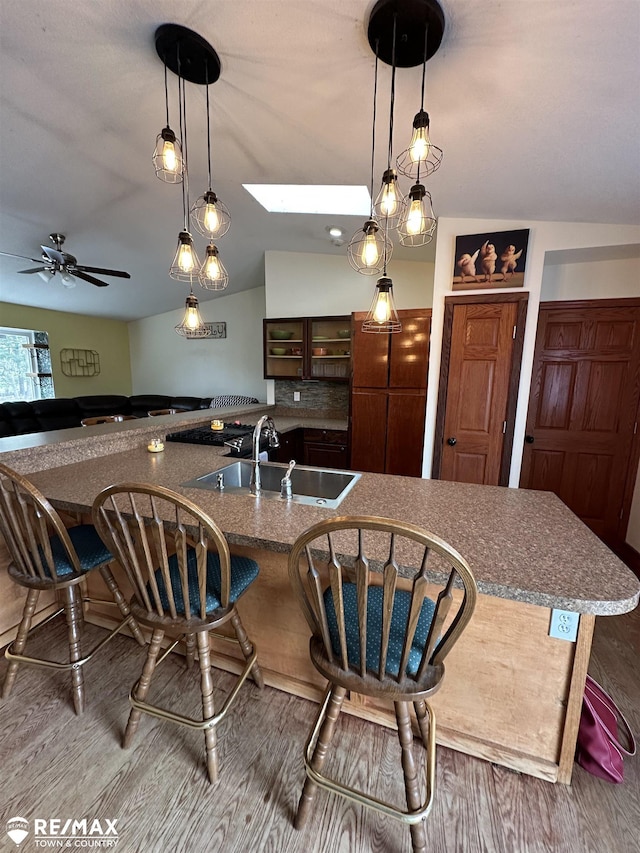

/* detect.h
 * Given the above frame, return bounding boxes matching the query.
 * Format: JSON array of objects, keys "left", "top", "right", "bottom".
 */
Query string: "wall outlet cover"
[
  {"left": 549, "top": 608, "right": 579, "bottom": 642},
  {"left": 293, "top": 391, "right": 301, "bottom": 402}
]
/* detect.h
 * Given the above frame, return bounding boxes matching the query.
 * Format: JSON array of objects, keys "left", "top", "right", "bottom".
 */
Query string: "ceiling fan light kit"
[
  {"left": 154, "top": 23, "right": 229, "bottom": 336},
  {"left": 355, "top": 0, "right": 445, "bottom": 334}
]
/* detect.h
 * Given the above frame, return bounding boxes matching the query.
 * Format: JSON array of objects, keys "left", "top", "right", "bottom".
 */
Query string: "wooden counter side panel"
[
  {"left": 0, "top": 535, "right": 56, "bottom": 648},
  {"left": 83, "top": 545, "right": 582, "bottom": 782}
]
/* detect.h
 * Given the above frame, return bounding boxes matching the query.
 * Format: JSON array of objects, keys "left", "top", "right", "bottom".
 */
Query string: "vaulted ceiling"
[{"left": 1, "top": 0, "right": 638, "bottom": 321}]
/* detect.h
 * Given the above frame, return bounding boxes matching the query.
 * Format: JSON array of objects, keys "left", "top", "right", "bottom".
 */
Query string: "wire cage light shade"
[
  {"left": 169, "top": 231, "right": 201, "bottom": 283},
  {"left": 373, "top": 168, "right": 404, "bottom": 227},
  {"left": 396, "top": 110, "right": 443, "bottom": 180},
  {"left": 397, "top": 183, "right": 436, "bottom": 246},
  {"left": 362, "top": 276, "right": 402, "bottom": 333},
  {"left": 191, "top": 190, "right": 231, "bottom": 240},
  {"left": 175, "top": 291, "right": 212, "bottom": 337},
  {"left": 347, "top": 219, "right": 393, "bottom": 276},
  {"left": 198, "top": 243, "right": 229, "bottom": 290},
  {"left": 153, "top": 126, "right": 184, "bottom": 183}
]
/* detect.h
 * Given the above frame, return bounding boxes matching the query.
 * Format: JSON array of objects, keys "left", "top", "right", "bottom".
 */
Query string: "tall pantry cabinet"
[{"left": 350, "top": 308, "right": 431, "bottom": 477}]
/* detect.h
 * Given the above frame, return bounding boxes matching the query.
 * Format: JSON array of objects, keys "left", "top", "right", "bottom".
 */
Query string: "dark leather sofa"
[{"left": 0, "top": 394, "right": 260, "bottom": 438}]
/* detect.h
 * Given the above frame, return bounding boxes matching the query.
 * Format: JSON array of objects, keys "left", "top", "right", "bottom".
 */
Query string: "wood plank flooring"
[{"left": 0, "top": 606, "right": 638, "bottom": 853}]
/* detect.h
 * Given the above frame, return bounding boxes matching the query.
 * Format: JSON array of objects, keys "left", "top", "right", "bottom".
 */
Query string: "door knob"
[
  {"left": 525, "top": 434, "right": 535, "bottom": 444},
  {"left": 447, "top": 437, "right": 457, "bottom": 446}
]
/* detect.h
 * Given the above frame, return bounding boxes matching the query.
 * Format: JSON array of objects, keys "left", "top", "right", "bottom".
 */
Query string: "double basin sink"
[{"left": 183, "top": 459, "right": 360, "bottom": 509}]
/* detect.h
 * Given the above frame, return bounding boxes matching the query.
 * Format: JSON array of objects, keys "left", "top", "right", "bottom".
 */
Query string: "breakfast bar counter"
[{"left": 2, "top": 421, "right": 638, "bottom": 785}]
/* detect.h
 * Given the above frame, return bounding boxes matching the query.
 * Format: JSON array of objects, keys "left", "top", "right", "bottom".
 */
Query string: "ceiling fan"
[{"left": 0, "top": 233, "right": 131, "bottom": 287}]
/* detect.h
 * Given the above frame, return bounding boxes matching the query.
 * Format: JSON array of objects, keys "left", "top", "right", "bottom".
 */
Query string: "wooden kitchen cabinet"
[
  {"left": 264, "top": 316, "right": 351, "bottom": 382},
  {"left": 302, "top": 428, "right": 349, "bottom": 469},
  {"left": 350, "top": 308, "right": 430, "bottom": 477}
]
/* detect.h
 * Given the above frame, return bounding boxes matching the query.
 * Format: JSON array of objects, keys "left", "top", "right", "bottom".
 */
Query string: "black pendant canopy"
[
  {"left": 155, "top": 23, "right": 221, "bottom": 85},
  {"left": 367, "top": 0, "right": 445, "bottom": 67}
]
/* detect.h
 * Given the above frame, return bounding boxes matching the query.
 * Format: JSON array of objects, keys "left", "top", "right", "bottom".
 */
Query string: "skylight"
[{"left": 242, "top": 184, "right": 371, "bottom": 216}]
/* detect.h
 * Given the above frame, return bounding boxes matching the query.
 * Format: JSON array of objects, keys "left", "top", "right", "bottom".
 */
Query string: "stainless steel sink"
[{"left": 182, "top": 460, "right": 360, "bottom": 509}]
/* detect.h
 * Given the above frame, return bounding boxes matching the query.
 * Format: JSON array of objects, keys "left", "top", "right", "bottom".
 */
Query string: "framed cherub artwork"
[{"left": 452, "top": 228, "right": 529, "bottom": 290}]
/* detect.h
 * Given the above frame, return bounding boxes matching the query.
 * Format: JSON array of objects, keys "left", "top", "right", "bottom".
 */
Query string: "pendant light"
[
  {"left": 348, "top": 44, "right": 392, "bottom": 276},
  {"left": 191, "top": 79, "right": 231, "bottom": 241},
  {"left": 362, "top": 276, "right": 401, "bottom": 333},
  {"left": 397, "top": 182, "right": 436, "bottom": 246},
  {"left": 199, "top": 243, "right": 229, "bottom": 290},
  {"left": 152, "top": 60, "right": 183, "bottom": 183},
  {"left": 169, "top": 71, "right": 200, "bottom": 283},
  {"left": 175, "top": 289, "right": 211, "bottom": 337},
  {"left": 395, "top": 17, "right": 443, "bottom": 182},
  {"left": 372, "top": 12, "right": 404, "bottom": 231}
]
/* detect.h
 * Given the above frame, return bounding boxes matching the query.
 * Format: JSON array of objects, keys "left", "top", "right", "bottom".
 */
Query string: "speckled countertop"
[
  {"left": 22, "top": 439, "right": 640, "bottom": 617},
  {"left": 0, "top": 404, "right": 348, "bottom": 474}
]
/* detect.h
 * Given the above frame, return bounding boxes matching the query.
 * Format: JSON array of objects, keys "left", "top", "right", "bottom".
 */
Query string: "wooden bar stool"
[
  {"left": 288, "top": 516, "right": 478, "bottom": 853},
  {"left": 92, "top": 482, "right": 264, "bottom": 784},
  {"left": 0, "top": 463, "right": 145, "bottom": 715}
]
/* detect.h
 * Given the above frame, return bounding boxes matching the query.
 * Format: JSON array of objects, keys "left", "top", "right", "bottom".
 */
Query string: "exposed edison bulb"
[
  {"left": 204, "top": 201, "right": 220, "bottom": 234},
  {"left": 162, "top": 140, "right": 177, "bottom": 173},
  {"left": 362, "top": 233, "right": 380, "bottom": 267},
  {"left": 405, "top": 198, "right": 426, "bottom": 235},
  {"left": 409, "top": 125, "right": 431, "bottom": 164},
  {"left": 379, "top": 181, "right": 399, "bottom": 217},
  {"left": 204, "top": 252, "right": 222, "bottom": 280},
  {"left": 373, "top": 290, "right": 391, "bottom": 324},
  {"left": 177, "top": 242, "right": 196, "bottom": 272},
  {"left": 185, "top": 304, "right": 200, "bottom": 330}
]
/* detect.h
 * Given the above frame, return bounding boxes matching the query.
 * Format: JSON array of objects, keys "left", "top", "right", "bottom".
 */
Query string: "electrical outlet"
[
  {"left": 293, "top": 391, "right": 301, "bottom": 402},
  {"left": 549, "top": 609, "right": 579, "bottom": 642}
]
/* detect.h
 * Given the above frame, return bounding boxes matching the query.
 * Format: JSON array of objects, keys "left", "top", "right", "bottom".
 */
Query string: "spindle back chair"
[
  {"left": 0, "top": 462, "right": 143, "bottom": 714},
  {"left": 288, "top": 515, "right": 478, "bottom": 853},
  {"left": 92, "top": 482, "right": 264, "bottom": 783}
]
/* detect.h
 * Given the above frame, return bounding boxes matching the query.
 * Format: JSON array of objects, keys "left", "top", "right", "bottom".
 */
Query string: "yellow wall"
[{"left": 0, "top": 303, "right": 132, "bottom": 397}]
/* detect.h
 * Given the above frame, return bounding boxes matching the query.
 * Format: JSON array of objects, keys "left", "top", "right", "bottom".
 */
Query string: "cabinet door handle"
[{"left": 446, "top": 437, "right": 457, "bottom": 446}]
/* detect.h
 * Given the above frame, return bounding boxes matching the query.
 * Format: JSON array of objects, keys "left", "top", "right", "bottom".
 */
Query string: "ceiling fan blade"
[
  {"left": 0, "top": 250, "right": 45, "bottom": 263},
  {"left": 41, "top": 246, "right": 66, "bottom": 264},
  {"left": 74, "top": 265, "right": 131, "bottom": 279},
  {"left": 18, "top": 267, "right": 48, "bottom": 274},
  {"left": 72, "top": 270, "right": 109, "bottom": 288}
]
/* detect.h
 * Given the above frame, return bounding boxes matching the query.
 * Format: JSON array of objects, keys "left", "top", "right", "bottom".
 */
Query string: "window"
[{"left": 0, "top": 327, "right": 54, "bottom": 403}]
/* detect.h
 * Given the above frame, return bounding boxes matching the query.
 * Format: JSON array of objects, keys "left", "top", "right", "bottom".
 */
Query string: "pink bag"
[{"left": 576, "top": 674, "right": 636, "bottom": 783}]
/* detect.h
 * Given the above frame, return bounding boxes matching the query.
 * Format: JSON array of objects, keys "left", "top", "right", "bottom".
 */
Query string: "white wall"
[
  {"left": 541, "top": 255, "right": 640, "bottom": 301},
  {"left": 128, "top": 287, "right": 268, "bottom": 401},
  {"left": 265, "top": 251, "right": 434, "bottom": 318}
]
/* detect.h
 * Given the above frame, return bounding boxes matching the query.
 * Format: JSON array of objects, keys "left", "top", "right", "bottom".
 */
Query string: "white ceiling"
[{"left": 1, "top": 0, "right": 639, "bottom": 321}]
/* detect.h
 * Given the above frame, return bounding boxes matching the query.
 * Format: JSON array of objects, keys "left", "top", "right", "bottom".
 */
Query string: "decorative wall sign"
[
  {"left": 60, "top": 348, "right": 101, "bottom": 377},
  {"left": 452, "top": 228, "right": 529, "bottom": 290},
  {"left": 184, "top": 321, "right": 226, "bottom": 340}
]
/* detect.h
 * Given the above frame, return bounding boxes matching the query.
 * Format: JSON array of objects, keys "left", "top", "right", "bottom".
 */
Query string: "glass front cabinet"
[{"left": 264, "top": 316, "right": 351, "bottom": 382}]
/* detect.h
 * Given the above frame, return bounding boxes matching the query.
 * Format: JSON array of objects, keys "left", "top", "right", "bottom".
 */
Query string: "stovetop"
[{"left": 166, "top": 422, "right": 255, "bottom": 447}]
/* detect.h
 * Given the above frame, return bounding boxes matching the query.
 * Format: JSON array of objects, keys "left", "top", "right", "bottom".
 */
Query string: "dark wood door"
[
  {"left": 386, "top": 390, "right": 427, "bottom": 476},
  {"left": 520, "top": 303, "right": 640, "bottom": 546},
  {"left": 350, "top": 389, "right": 388, "bottom": 473},
  {"left": 440, "top": 301, "right": 518, "bottom": 485}
]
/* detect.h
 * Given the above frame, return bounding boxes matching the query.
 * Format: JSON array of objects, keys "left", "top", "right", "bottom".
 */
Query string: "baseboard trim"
[{"left": 613, "top": 541, "right": 640, "bottom": 580}]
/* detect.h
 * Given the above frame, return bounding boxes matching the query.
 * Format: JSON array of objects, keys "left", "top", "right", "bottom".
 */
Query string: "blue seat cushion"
[
  {"left": 152, "top": 549, "right": 259, "bottom": 616},
  {"left": 46, "top": 524, "right": 113, "bottom": 577},
  {"left": 323, "top": 583, "right": 436, "bottom": 678}
]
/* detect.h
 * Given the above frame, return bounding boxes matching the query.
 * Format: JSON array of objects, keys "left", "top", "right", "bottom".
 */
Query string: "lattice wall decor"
[{"left": 60, "top": 348, "right": 101, "bottom": 377}]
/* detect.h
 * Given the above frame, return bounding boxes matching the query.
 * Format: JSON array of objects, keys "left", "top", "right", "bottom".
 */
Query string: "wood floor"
[{"left": 0, "top": 606, "right": 638, "bottom": 853}]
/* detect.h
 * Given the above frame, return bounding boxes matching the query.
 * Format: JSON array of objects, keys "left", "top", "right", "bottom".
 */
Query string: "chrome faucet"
[
  {"left": 280, "top": 459, "right": 296, "bottom": 499},
  {"left": 250, "top": 415, "right": 280, "bottom": 496}
]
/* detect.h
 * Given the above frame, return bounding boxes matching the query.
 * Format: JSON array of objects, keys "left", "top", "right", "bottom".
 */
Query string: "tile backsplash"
[{"left": 274, "top": 380, "right": 349, "bottom": 418}]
